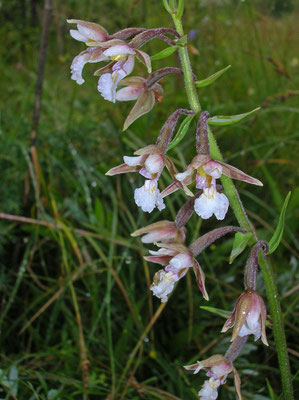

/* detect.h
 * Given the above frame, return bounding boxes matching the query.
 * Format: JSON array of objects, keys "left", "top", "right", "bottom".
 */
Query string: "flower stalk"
[{"left": 171, "top": 8, "right": 293, "bottom": 400}]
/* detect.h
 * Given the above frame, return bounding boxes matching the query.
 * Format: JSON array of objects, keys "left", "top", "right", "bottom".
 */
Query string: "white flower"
[
  {"left": 198, "top": 378, "right": 220, "bottom": 400},
  {"left": 194, "top": 186, "right": 229, "bottom": 220},
  {"left": 134, "top": 179, "right": 165, "bottom": 213},
  {"left": 150, "top": 270, "right": 178, "bottom": 302},
  {"left": 98, "top": 55, "right": 135, "bottom": 102},
  {"left": 166, "top": 253, "right": 193, "bottom": 274}
]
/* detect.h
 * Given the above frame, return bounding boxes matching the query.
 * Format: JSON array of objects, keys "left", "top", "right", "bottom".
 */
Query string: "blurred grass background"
[{"left": 0, "top": 0, "right": 298, "bottom": 398}]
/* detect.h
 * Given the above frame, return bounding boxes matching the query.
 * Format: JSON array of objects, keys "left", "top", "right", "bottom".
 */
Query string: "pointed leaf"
[
  {"left": 195, "top": 65, "right": 231, "bottom": 88},
  {"left": 151, "top": 46, "right": 178, "bottom": 61},
  {"left": 208, "top": 107, "right": 260, "bottom": 126},
  {"left": 200, "top": 306, "right": 231, "bottom": 319},
  {"left": 176, "top": 0, "right": 185, "bottom": 19},
  {"left": 268, "top": 191, "right": 291, "bottom": 254},
  {"left": 229, "top": 232, "right": 252, "bottom": 264},
  {"left": 167, "top": 114, "right": 194, "bottom": 150}
]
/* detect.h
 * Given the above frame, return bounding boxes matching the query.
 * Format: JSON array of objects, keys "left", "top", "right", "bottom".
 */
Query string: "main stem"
[{"left": 171, "top": 11, "right": 293, "bottom": 400}]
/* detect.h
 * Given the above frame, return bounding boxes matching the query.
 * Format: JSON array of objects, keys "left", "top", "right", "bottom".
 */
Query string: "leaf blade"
[
  {"left": 229, "top": 232, "right": 253, "bottom": 264},
  {"left": 200, "top": 306, "right": 231, "bottom": 319},
  {"left": 195, "top": 65, "right": 231, "bottom": 88},
  {"left": 268, "top": 191, "right": 291, "bottom": 254},
  {"left": 208, "top": 107, "right": 260, "bottom": 126},
  {"left": 167, "top": 114, "right": 194, "bottom": 150},
  {"left": 151, "top": 46, "right": 178, "bottom": 61}
]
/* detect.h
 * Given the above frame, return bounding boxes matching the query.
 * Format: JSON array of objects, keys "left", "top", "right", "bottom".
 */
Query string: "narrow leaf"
[
  {"left": 229, "top": 232, "right": 252, "bottom": 264},
  {"left": 200, "top": 306, "right": 231, "bottom": 319},
  {"left": 268, "top": 191, "right": 291, "bottom": 254},
  {"left": 176, "top": 0, "right": 185, "bottom": 19},
  {"left": 151, "top": 46, "right": 178, "bottom": 61},
  {"left": 266, "top": 378, "right": 277, "bottom": 400},
  {"left": 208, "top": 107, "right": 260, "bottom": 126},
  {"left": 167, "top": 114, "right": 194, "bottom": 150},
  {"left": 195, "top": 65, "right": 231, "bottom": 88}
]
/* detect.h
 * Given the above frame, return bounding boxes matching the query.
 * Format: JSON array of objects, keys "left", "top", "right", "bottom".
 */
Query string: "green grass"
[{"left": 0, "top": 0, "right": 298, "bottom": 399}]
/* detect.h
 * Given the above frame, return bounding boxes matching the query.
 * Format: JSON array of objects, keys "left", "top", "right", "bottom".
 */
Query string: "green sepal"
[
  {"left": 195, "top": 65, "right": 231, "bottom": 88},
  {"left": 151, "top": 46, "right": 178, "bottom": 61},
  {"left": 268, "top": 191, "right": 291, "bottom": 254},
  {"left": 229, "top": 232, "right": 252, "bottom": 264},
  {"left": 167, "top": 114, "right": 194, "bottom": 151},
  {"left": 208, "top": 107, "right": 260, "bottom": 126},
  {"left": 200, "top": 306, "right": 231, "bottom": 319}
]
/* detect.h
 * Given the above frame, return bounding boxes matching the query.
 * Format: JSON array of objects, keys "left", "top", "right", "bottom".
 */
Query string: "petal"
[
  {"left": 70, "top": 51, "right": 89, "bottom": 84},
  {"left": 203, "top": 160, "right": 222, "bottom": 179},
  {"left": 150, "top": 270, "right": 177, "bottom": 302},
  {"left": 169, "top": 253, "right": 193, "bottom": 271},
  {"left": 144, "top": 154, "right": 164, "bottom": 175},
  {"left": 103, "top": 44, "right": 135, "bottom": 57},
  {"left": 77, "top": 23, "right": 107, "bottom": 42},
  {"left": 218, "top": 161, "right": 263, "bottom": 186},
  {"left": 194, "top": 189, "right": 229, "bottom": 220},
  {"left": 67, "top": 19, "right": 108, "bottom": 40},
  {"left": 97, "top": 73, "right": 116, "bottom": 102},
  {"left": 192, "top": 260, "right": 209, "bottom": 300},
  {"left": 70, "top": 29, "right": 88, "bottom": 42},
  {"left": 134, "top": 180, "right": 165, "bottom": 213},
  {"left": 123, "top": 155, "right": 144, "bottom": 166},
  {"left": 116, "top": 86, "right": 143, "bottom": 101},
  {"left": 135, "top": 49, "right": 152, "bottom": 73},
  {"left": 106, "top": 163, "right": 137, "bottom": 176}
]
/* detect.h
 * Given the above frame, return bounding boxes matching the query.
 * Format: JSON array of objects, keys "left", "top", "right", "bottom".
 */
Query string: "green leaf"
[
  {"left": 195, "top": 65, "right": 231, "bottom": 88},
  {"left": 175, "top": 34, "right": 188, "bottom": 46},
  {"left": 268, "top": 191, "right": 291, "bottom": 254},
  {"left": 162, "top": 0, "right": 172, "bottom": 14},
  {"left": 229, "top": 232, "right": 252, "bottom": 264},
  {"left": 266, "top": 378, "right": 277, "bottom": 400},
  {"left": 176, "top": 0, "right": 185, "bottom": 19},
  {"left": 208, "top": 107, "right": 260, "bottom": 126},
  {"left": 167, "top": 114, "right": 194, "bottom": 150},
  {"left": 200, "top": 306, "right": 231, "bottom": 319},
  {"left": 151, "top": 46, "right": 178, "bottom": 61}
]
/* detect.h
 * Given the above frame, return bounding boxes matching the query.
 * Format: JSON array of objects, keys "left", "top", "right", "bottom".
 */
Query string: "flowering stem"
[
  {"left": 171, "top": 16, "right": 201, "bottom": 114},
  {"left": 171, "top": 10, "right": 293, "bottom": 400}
]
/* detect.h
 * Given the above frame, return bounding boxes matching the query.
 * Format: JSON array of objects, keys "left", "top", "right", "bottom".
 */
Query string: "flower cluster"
[
  {"left": 69, "top": 16, "right": 272, "bottom": 400},
  {"left": 184, "top": 355, "right": 242, "bottom": 400}
]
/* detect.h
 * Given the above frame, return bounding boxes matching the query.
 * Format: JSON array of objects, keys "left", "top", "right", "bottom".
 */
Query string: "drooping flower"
[
  {"left": 184, "top": 355, "right": 242, "bottom": 400},
  {"left": 68, "top": 19, "right": 151, "bottom": 101},
  {"left": 106, "top": 145, "right": 166, "bottom": 213},
  {"left": 221, "top": 290, "right": 268, "bottom": 346},
  {"left": 131, "top": 220, "right": 185, "bottom": 244},
  {"left": 166, "top": 154, "right": 262, "bottom": 220},
  {"left": 146, "top": 243, "right": 208, "bottom": 301}
]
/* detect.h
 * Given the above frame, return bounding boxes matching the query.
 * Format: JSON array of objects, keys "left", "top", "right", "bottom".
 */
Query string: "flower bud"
[{"left": 222, "top": 290, "right": 268, "bottom": 346}]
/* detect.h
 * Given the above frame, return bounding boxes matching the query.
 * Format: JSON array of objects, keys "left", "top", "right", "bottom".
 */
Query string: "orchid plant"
[{"left": 68, "top": 2, "right": 293, "bottom": 399}]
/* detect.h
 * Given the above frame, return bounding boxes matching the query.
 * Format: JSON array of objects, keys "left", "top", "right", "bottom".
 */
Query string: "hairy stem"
[{"left": 172, "top": 10, "right": 293, "bottom": 400}]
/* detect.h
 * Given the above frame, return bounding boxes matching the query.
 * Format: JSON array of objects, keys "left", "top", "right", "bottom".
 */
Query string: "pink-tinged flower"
[
  {"left": 106, "top": 145, "right": 166, "bottom": 213},
  {"left": 115, "top": 76, "right": 163, "bottom": 130},
  {"left": 146, "top": 243, "right": 208, "bottom": 301},
  {"left": 221, "top": 290, "right": 268, "bottom": 346},
  {"left": 131, "top": 220, "right": 185, "bottom": 244},
  {"left": 68, "top": 19, "right": 151, "bottom": 101},
  {"left": 184, "top": 355, "right": 242, "bottom": 400},
  {"left": 168, "top": 154, "right": 262, "bottom": 220}
]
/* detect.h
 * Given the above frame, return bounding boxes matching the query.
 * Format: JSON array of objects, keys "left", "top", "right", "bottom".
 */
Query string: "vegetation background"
[{"left": 0, "top": 0, "right": 298, "bottom": 398}]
